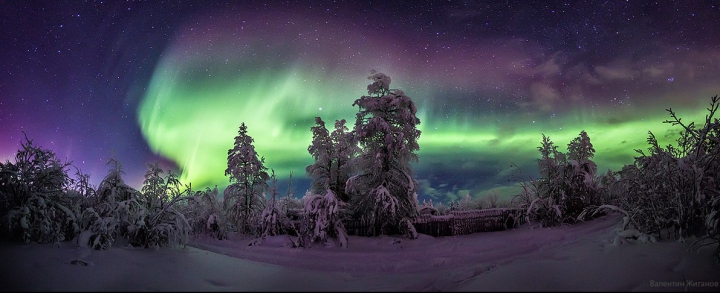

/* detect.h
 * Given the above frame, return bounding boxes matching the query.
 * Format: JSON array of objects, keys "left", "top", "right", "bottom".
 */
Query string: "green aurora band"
[{"left": 138, "top": 33, "right": 714, "bottom": 201}]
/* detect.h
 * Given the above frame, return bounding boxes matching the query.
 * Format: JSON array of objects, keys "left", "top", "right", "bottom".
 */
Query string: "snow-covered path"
[{"left": 1, "top": 213, "right": 718, "bottom": 291}]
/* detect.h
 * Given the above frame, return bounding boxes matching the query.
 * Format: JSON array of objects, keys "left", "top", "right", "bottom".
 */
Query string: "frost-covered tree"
[
  {"left": 307, "top": 117, "right": 333, "bottom": 195},
  {"left": 330, "top": 119, "right": 358, "bottom": 202},
  {"left": 567, "top": 130, "right": 595, "bottom": 162},
  {"left": 124, "top": 162, "right": 191, "bottom": 249},
  {"left": 0, "top": 135, "right": 75, "bottom": 244},
  {"left": 482, "top": 191, "right": 501, "bottom": 209},
  {"left": 528, "top": 131, "right": 601, "bottom": 227},
  {"left": 592, "top": 96, "right": 720, "bottom": 259},
  {"left": 306, "top": 117, "right": 358, "bottom": 202},
  {"left": 96, "top": 157, "right": 136, "bottom": 203},
  {"left": 345, "top": 71, "right": 421, "bottom": 238},
  {"left": 225, "top": 122, "right": 269, "bottom": 235},
  {"left": 76, "top": 157, "right": 136, "bottom": 250},
  {"left": 527, "top": 134, "right": 565, "bottom": 226},
  {"left": 565, "top": 130, "right": 600, "bottom": 210}
]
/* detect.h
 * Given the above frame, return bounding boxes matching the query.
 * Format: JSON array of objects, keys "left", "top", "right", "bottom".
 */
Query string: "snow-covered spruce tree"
[
  {"left": 306, "top": 118, "right": 358, "bottom": 202},
  {"left": 527, "top": 134, "right": 566, "bottom": 227},
  {"left": 345, "top": 71, "right": 421, "bottom": 238},
  {"left": 528, "top": 131, "right": 601, "bottom": 227},
  {"left": 225, "top": 122, "right": 269, "bottom": 235},
  {"left": 306, "top": 117, "right": 333, "bottom": 196},
  {"left": 563, "top": 130, "right": 600, "bottom": 220},
  {"left": 0, "top": 135, "right": 76, "bottom": 245}
]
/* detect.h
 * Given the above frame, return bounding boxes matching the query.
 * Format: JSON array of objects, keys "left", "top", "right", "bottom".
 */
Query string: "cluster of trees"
[
  {"left": 0, "top": 135, "right": 222, "bottom": 249},
  {"left": 601, "top": 96, "right": 719, "bottom": 258},
  {"left": 512, "top": 96, "right": 720, "bottom": 260},
  {"left": 0, "top": 71, "right": 423, "bottom": 250},
  {"left": 221, "top": 71, "right": 423, "bottom": 248},
  {"left": 2, "top": 70, "right": 716, "bottom": 259},
  {"left": 512, "top": 129, "right": 603, "bottom": 227}
]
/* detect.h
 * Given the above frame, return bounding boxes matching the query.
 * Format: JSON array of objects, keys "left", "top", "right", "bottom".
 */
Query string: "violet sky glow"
[{"left": 2, "top": 1, "right": 720, "bottom": 203}]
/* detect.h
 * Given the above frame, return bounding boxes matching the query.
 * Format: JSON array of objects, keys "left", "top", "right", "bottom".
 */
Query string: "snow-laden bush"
[
  {"left": 511, "top": 178, "right": 562, "bottom": 227},
  {"left": 290, "top": 189, "right": 349, "bottom": 248},
  {"left": 74, "top": 160, "right": 191, "bottom": 250},
  {"left": 586, "top": 96, "right": 720, "bottom": 261},
  {"left": 123, "top": 195, "right": 191, "bottom": 249},
  {"left": 456, "top": 194, "right": 482, "bottom": 211},
  {"left": 77, "top": 203, "right": 119, "bottom": 250},
  {"left": 0, "top": 136, "right": 77, "bottom": 245},
  {"left": 519, "top": 132, "right": 601, "bottom": 227},
  {"left": 525, "top": 194, "right": 564, "bottom": 228},
  {"left": 123, "top": 163, "right": 191, "bottom": 249},
  {"left": 257, "top": 171, "right": 291, "bottom": 241},
  {"left": 185, "top": 186, "right": 226, "bottom": 240}
]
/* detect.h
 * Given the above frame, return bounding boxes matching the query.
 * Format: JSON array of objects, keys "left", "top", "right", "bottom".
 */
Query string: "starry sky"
[{"left": 2, "top": 1, "right": 720, "bottom": 204}]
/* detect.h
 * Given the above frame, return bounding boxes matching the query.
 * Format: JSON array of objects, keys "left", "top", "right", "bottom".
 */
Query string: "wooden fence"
[{"left": 343, "top": 208, "right": 526, "bottom": 237}]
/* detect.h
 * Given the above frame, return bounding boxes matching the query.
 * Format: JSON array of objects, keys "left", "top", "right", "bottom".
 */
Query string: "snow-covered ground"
[{"left": 1, "top": 213, "right": 719, "bottom": 291}]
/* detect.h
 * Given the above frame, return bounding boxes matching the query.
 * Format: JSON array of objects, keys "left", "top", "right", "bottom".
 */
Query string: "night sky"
[{"left": 2, "top": 1, "right": 720, "bottom": 203}]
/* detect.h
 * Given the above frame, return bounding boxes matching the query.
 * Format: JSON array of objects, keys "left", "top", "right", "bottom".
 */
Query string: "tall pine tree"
[
  {"left": 225, "top": 122, "right": 269, "bottom": 234},
  {"left": 345, "top": 71, "right": 421, "bottom": 237}
]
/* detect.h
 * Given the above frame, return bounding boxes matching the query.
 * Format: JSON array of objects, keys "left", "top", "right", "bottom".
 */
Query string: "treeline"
[
  {"left": 1, "top": 74, "right": 717, "bottom": 260},
  {"left": 0, "top": 71, "right": 423, "bottom": 249},
  {"left": 513, "top": 96, "right": 720, "bottom": 260}
]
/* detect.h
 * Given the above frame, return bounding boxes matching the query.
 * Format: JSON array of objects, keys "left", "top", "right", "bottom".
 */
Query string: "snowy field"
[{"left": 1, "top": 213, "right": 719, "bottom": 292}]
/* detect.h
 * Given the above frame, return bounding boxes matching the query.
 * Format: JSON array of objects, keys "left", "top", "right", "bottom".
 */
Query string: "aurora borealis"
[{"left": 2, "top": 1, "right": 720, "bottom": 203}]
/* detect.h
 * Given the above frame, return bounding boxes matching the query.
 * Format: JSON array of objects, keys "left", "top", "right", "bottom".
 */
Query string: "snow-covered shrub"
[
  {"left": 589, "top": 96, "right": 720, "bottom": 260},
  {"left": 456, "top": 194, "right": 482, "bottom": 211},
  {"left": 523, "top": 132, "right": 602, "bottom": 227},
  {"left": 75, "top": 160, "right": 191, "bottom": 250},
  {"left": 77, "top": 203, "right": 120, "bottom": 250},
  {"left": 525, "top": 195, "right": 564, "bottom": 228},
  {"left": 295, "top": 189, "right": 349, "bottom": 248},
  {"left": 124, "top": 162, "right": 191, "bottom": 249},
  {"left": 511, "top": 178, "right": 558, "bottom": 227},
  {"left": 0, "top": 136, "right": 76, "bottom": 245},
  {"left": 433, "top": 202, "right": 450, "bottom": 215},
  {"left": 185, "top": 186, "right": 226, "bottom": 240},
  {"left": 257, "top": 170, "right": 293, "bottom": 241},
  {"left": 417, "top": 199, "right": 439, "bottom": 215},
  {"left": 72, "top": 157, "right": 134, "bottom": 249}
]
